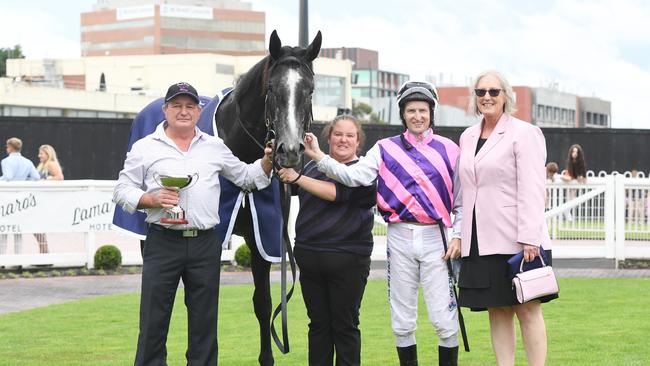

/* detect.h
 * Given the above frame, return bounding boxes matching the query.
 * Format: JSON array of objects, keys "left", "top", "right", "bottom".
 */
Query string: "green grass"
[
  {"left": 1, "top": 278, "right": 649, "bottom": 365},
  {"left": 549, "top": 219, "right": 650, "bottom": 240}
]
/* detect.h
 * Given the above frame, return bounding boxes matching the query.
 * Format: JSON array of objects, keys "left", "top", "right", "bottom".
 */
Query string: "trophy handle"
[
  {"left": 185, "top": 173, "right": 199, "bottom": 189},
  {"left": 152, "top": 172, "right": 164, "bottom": 188}
]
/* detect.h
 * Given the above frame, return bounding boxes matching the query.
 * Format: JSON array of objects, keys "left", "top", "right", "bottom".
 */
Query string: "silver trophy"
[{"left": 153, "top": 172, "right": 198, "bottom": 224}]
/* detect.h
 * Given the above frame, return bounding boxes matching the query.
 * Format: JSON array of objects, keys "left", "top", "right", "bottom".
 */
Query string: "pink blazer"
[{"left": 458, "top": 114, "right": 551, "bottom": 257}]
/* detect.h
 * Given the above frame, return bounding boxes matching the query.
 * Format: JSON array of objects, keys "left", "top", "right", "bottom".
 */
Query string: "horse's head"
[{"left": 266, "top": 30, "right": 322, "bottom": 168}]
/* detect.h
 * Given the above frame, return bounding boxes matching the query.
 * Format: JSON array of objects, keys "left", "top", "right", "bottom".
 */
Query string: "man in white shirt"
[
  {"left": 114, "top": 82, "right": 273, "bottom": 366},
  {"left": 0, "top": 137, "right": 40, "bottom": 255}
]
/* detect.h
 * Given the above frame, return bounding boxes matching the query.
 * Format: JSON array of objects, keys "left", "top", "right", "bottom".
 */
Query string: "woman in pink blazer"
[{"left": 457, "top": 71, "right": 557, "bottom": 366}]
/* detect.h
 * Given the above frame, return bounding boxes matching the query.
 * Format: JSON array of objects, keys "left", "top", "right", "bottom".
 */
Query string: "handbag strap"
[{"left": 519, "top": 254, "right": 547, "bottom": 272}]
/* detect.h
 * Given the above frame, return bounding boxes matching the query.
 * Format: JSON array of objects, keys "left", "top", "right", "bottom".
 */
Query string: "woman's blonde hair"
[
  {"left": 36, "top": 144, "right": 59, "bottom": 173},
  {"left": 469, "top": 70, "right": 517, "bottom": 116}
]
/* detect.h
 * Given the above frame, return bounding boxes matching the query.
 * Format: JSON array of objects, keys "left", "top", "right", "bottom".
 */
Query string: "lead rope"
[
  {"left": 235, "top": 91, "right": 306, "bottom": 354},
  {"left": 268, "top": 105, "right": 312, "bottom": 353},
  {"left": 270, "top": 180, "right": 297, "bottom": 353}
]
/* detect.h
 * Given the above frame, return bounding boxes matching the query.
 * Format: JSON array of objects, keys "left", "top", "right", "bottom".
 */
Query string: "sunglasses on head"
[{"left": 474, "top": 88, "right": 501, "bottom": 97}]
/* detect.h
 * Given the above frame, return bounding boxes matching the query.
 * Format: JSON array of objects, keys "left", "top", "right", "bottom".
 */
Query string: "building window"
[
  {"left": 82, "top": 36, "right": 154, "bottom": 52},
  {"left": 161, "top": 18, "right": 265, "bottom": 34},
  {"left": 161, "top": 36, "right": 264, "bottom": 52},
  {"left": 81, "top": 19, "right": 155, "bottom": 33},
  {"left": 314, "top": 75, "right": 345, "bottom": 107},
  {"left": 216, "top": 63, "right": 234, "bottom": 75}
]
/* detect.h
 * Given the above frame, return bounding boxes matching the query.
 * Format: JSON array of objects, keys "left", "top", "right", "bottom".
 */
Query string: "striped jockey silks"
[{"left": 377, "top": 130, "right": 459, "bottom": 226}]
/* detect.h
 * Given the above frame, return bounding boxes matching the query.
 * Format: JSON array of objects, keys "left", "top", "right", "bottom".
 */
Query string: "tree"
[
  {"left": 352, "top": 100, "right": 387, "bottom": 124},
  {"left": 1, "top": 45, "right": 25, "bottom": 77}
]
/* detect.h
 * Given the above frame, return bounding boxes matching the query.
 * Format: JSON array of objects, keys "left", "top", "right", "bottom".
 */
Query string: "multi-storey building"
[
  {"left": 320, "top": 47, "right": 409, "bottom": 124},
  {"left": 436, "top": 85, "right": 610, "bottom": 128},
  {"left": 81, "top": 0, "right": 266, "bottom": 57}
]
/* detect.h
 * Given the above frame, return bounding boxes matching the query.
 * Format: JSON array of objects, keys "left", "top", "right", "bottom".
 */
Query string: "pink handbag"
[{"left": 511, "top": 256, "right": 559, "bottom": 303}]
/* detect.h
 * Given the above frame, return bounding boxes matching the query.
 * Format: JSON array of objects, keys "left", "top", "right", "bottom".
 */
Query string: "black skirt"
[{"left": 458, "top": 211, "right": 559, "bottom": 311}]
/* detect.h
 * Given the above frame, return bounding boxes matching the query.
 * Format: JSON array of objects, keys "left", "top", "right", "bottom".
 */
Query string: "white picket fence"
[
  {"left": 1, "top": 176, "right": 649, "bottom": 269},
  {"left": 544, "top": 175, "right": 650, "bottom": 262}
]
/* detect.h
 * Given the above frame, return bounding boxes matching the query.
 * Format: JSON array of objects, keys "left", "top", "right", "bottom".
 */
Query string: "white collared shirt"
[{"left": 113, "top": 122, "right": 271, "bottom": 230}]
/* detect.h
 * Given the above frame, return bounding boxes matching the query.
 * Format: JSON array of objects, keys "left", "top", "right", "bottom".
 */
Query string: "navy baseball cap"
[{"left": 165, "top": 82, "right": 200, "bottom": 104}]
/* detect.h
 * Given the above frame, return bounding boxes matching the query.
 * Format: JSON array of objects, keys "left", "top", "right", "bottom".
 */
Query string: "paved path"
[{"left": 1, "top": 267, "right": 649, "bottom": 315}]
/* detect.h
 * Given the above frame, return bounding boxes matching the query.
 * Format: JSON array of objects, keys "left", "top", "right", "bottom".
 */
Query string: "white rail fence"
[
  {"left": 1, "top": 177, "right": 649, "bottom": 269},
  {"left": 544, "top": 175, "right": 650, "bottom": 261}
]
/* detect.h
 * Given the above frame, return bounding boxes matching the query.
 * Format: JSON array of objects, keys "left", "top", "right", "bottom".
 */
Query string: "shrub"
[
  {"left": 94, "top": 245, "right": 122, "bottom": 270},
  {"left": 234, "top": 244, "right": 251, "bottom": 268}
]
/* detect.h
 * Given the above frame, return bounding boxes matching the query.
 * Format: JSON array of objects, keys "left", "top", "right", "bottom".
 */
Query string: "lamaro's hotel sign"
[{"left": 0, "top": 190, "right": 115, "bottom": 233}]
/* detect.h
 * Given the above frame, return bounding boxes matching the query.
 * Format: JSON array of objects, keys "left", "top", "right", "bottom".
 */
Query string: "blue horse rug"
[{"left": 112, "top": 89, "right": 283, "bottom": 263}]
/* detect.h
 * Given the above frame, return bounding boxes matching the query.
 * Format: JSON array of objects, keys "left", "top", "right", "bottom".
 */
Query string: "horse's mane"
[{"left": 235, "top": 55, "right": 271, "bottom": 101}]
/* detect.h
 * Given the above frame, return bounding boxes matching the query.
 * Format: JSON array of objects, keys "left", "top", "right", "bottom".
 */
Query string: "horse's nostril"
[
  {"left": 298, "top": 143, "right": 305, "bottom": 153},
  {"left": 276, "top": 142, "right": 286, "bottom": 154}
]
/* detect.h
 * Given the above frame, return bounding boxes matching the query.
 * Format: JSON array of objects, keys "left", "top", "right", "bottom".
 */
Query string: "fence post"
[
  {"left": 604, "top": 175, "right": 616, "bottom": 258},
  {"left": 85, "top": 184, "right": 97, "bottom": 269},
  {"left": 614, "top": 174, "right": 626, "bottom": 267},
  {"left": 85, "top": 231, "right": 96, "bottom": 269}
]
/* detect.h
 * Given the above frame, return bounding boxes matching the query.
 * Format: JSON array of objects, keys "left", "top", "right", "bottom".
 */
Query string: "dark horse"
[{"left": 214, "top": 30, "right": 322, "bottom": 366}]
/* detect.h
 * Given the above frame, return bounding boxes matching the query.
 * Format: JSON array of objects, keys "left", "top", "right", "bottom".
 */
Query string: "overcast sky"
[{"left": 1, "top": 0, "right": 648, "bottom": 128}]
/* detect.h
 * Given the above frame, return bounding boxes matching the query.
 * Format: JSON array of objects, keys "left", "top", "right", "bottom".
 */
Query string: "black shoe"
[
  {"left": 438, "top": 345, "right": 458, "bottom": 366},
  {"left": 396, "top": 344, "right": 418, "bottom": 366}
]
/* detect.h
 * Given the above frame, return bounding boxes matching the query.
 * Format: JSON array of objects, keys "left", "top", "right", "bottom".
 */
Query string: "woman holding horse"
[
  {"left": 302, "top": 81, "right": 462, "bottom": 366},
  {"left": 278, "top": 115, "right": 375, "bottom": 366}
]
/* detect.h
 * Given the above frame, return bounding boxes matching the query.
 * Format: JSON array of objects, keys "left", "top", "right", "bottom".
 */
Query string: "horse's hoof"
[{"left": 258, "top": 354, "right": 274, "bottom": 366}]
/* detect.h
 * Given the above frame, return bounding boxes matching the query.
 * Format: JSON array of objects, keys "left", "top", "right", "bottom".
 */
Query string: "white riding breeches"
[{"left": 386, "top": 222, "right": 458, "bottom": 347}]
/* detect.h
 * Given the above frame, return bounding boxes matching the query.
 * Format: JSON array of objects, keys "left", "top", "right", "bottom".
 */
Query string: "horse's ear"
[
  {"left": 305, "top": 30, "right": 322, "bottom": 61},
  {"left": 269, "top": 30, "right": 282, "bottom": 60}
]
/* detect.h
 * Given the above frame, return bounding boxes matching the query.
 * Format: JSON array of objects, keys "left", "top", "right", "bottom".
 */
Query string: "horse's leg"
[{"left": 245, "top": 231, "right": 274, "bottom": 366}]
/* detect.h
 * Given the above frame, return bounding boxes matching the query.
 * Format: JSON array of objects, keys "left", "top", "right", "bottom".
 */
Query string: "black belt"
[{"left": 148, "top": 224, "right": 213, "bottom": 238}]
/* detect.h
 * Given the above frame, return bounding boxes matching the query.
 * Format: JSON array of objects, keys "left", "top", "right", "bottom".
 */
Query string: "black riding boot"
[
  {"left": 438, "top": 345, "right": 458, "bottom": 366},
  {"left": 396, "top": 344, "right": 418, "bottom": 366}
]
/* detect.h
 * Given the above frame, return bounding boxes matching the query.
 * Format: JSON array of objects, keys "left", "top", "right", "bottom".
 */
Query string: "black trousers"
[
  {"left": 295, "top": 246, "right": 371, "bottom": 366},
  {"left": 134, "top": 226, "right": 222, "bottom": 366}
]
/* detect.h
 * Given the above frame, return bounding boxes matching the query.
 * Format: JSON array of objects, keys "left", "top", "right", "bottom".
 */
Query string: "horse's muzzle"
[{"left": 275, "top": 141, "right": 305, "bottom": 168}]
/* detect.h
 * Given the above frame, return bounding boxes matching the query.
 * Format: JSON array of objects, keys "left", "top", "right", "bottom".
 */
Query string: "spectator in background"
[
  {"left": 545, "top": 162, "right": 559, "bottom": 183},
  {"left": 36, "top": 144, "right": 64, "bottom": 180},
  {"left": 562, "top": 144, "right": 586, "bottom": 183},
  {"left": 34, "top": 144, "right": 65, "bottom": 253},
  {"left": 627, "top": 170, "right": 646, "bottom": 225},
  {"left": 545, "top": 162, "right": 560, "bottom": 210},
  {"left": 0, "top": 137, "right": 40, "bottom": 255}
]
